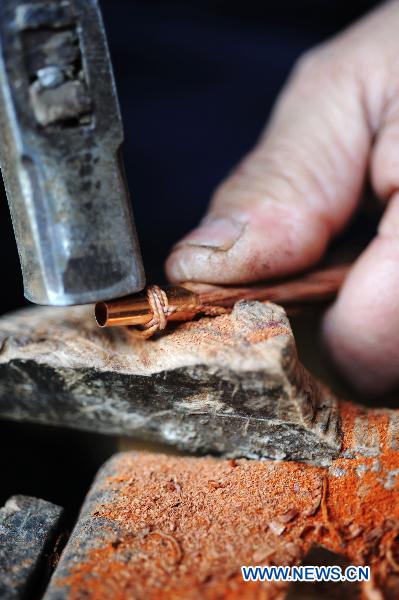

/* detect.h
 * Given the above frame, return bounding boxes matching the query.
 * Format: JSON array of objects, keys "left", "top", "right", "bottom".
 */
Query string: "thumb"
[{"left": 166, "top": 42, "right": 370, "bottom": 283}]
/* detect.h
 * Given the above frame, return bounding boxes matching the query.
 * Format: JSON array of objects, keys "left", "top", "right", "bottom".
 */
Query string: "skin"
[{"left": 166, "top": 1, "right": 399, "bottom": 394}]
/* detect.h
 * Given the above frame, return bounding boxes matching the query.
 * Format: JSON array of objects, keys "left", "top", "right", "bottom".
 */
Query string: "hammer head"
[{"left": 0, "top": 0, "right": 145, "bottom": 305}]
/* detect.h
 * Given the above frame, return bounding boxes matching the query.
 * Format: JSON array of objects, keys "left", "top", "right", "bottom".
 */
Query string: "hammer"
[{"left": 0, "top": 0, "right": 145, "bottom": 305}]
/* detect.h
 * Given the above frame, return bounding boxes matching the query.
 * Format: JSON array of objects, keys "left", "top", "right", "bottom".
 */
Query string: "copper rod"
[
  {"left": 95, "top": 264, "right": 350, "bottom": 333},
  {"left": 190, "top": 263, "right": 350, "bottom": 307}
]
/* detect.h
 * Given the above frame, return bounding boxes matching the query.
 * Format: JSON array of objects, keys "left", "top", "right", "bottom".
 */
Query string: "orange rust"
[
  {"left": 148, "top": 531, "right": 183, "bottom": 564},
  {"left": 56, "top": 404, "right": 399, "bottom": 599},
  {"left": 244, "top": 325, "right": 291, "bottom": 344}
]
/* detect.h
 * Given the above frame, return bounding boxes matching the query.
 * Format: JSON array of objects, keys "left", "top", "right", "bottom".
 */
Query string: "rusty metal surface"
[
  {"left": 0, "top": 0, "right": 145, "bottom": 305},
  {"left": 43, "top": 442, "right": 399, "bottom": 599},
  {"left": 0, "top": 495, "right": 63, "bottom": 599}
]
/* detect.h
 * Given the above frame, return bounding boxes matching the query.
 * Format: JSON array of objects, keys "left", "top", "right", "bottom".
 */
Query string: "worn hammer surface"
[{"left": 0, "top": 301, "right": 340, "bottom": 464}]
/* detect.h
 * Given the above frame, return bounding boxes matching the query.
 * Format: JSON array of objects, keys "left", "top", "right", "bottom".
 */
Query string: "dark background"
[{"left": 0, "top": 0, "right": 379, "bottom": 315}]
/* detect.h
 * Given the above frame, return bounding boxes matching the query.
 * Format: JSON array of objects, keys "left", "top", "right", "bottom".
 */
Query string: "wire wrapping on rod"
[
  {"left": 130, "top": 285, "right": 228, "bottom": 339},
  {"left": 134, "top": 285, "right": 176, "bottom": 339}
]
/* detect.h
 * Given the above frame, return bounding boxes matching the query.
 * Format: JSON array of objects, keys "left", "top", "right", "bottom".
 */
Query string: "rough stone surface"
[
  {"left": 0, "top": 495, "right": 63, "bottom": 599},
  {"left": 45, "top": 414, "right": 399, "bottom": 600},
  {"left": 0, "top": 302, "right": 340, "bottom": 465}
]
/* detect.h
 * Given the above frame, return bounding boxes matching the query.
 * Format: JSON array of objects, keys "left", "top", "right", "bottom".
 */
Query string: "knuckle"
[
  {"left": 291, "top": 38, "right": 356, "bottom": 88},
  {"left": 291, "top": 46, "right": 330, "bottom": 81},
  {"left": 287, "top": 41, "right": 359, "bottom": 101}
]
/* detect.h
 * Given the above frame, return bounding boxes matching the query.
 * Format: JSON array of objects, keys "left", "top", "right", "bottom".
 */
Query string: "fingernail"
[{"left": 175, "top": 217, "right": 246, "bottom": 252}]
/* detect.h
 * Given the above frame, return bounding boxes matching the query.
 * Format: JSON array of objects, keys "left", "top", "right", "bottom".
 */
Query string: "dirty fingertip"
[
  {"left": 174, "top": 217, "right": 246, "bottom": 252},
  {"left": 165, "top": 216, "right": 247, "bottom": 282}
]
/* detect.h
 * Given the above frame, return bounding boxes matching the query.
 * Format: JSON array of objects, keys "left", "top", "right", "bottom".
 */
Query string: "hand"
[{"left": 166, "top": 1, "right": 399, "bottom": 394}]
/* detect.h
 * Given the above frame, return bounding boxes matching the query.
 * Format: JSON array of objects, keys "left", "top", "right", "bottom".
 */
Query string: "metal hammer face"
[{"left": 0, "top": 0, "right": 145, "bottom": 305}]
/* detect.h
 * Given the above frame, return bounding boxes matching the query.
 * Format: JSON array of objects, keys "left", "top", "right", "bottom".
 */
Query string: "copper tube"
[
  {"left": 95, "top": 264, "right": 350, "bottom": 332},
  {"left": 95, "top": 286, "right": 199, "bottom": 327}
]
